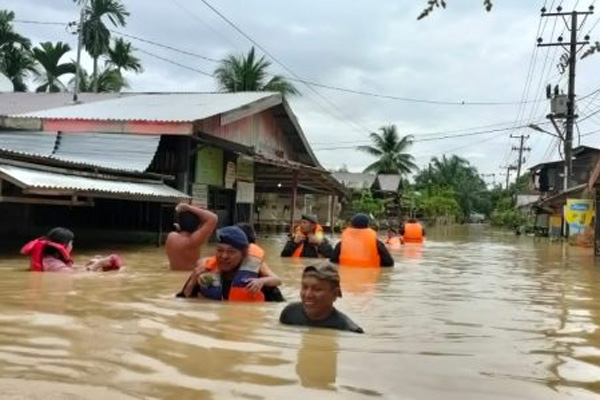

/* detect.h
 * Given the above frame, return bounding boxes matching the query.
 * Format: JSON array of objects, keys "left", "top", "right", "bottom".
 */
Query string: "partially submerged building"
[{"left": 0, "top": 92, "right": 345, "bottom": 243}]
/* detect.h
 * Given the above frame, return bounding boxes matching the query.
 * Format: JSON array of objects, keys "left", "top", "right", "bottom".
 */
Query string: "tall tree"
[
  {"left": 357, "top": 125, "right": 417, "bottom": 175},
  {"left": 214, "top": 46, "right": 299, "bottom": 96},
  {"left": 81, "top": 0, "right": 129, "bottom": 92},
  {"left": 70, "top": 65, "right": 124, "bottom": 92},
  {"left": 106, "top": 37, "right": 142, "bottom": 74},
  {"left": 32, "top": 42, "right": 76, "bottom": 92},
  {"left": 0, "top": 10, "right": 34, "bottom": 91}
]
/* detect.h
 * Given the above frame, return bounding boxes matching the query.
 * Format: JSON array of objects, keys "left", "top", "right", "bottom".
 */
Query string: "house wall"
[
  {"left": 196, "top": 110, "right": 297, "bottom": 161},
  {"left": 255, "top": 193, "right": 340, "bottom": 232}
]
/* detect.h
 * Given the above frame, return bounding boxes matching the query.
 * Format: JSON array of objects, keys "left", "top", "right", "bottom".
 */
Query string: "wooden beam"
[
  {"left": 0, "top": 195, "right": 94, "bottom": 206},
  {"left": 220, "top": 94, "right": 282, "bottom": 126},
  {"left": 290, "top": 170, "right": 298, "bottom": 228}
]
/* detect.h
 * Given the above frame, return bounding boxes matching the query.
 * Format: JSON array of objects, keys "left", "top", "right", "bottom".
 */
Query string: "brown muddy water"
[{"left": 0, "top": 225, "right": 600, "bottom": 399}]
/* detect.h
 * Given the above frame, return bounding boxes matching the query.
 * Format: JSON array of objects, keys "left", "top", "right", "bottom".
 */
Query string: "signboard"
[
  {"left": 195, "top": 147, "right": 223, "bottom": 187},
  {"left": 224, "top": 161, "right": 236, "bottom": 189},
  {"left": 236, "top": 181, "right": 255, "bottom": 204},
  {"left": 236, "top": 156, "right": 254, "bottom": 182},
  {"left": 192, "top": 183, "right": 209, "bottom": 208},
  {"left": 565, "top": 199, "right": 594, "bottom": 236}
]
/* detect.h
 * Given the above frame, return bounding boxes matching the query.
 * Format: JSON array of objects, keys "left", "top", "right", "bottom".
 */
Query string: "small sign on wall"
[
  {"left": 236, "top": 181, "right": 255, "bottom": 204},
  {"left": 224, "top": 161, "right": 236, "bottom": 189},
  {"left": 192, "top": 183, "right": 209, "bottom": 208},
  {"left": 236, "top": 156, "right": 254, "bottom": 182}
]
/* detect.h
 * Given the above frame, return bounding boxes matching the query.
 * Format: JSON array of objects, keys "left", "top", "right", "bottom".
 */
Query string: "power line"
[
  {"left": 13, "top": 18, "right": 569, "bottom": 107},
  {"left": 312, "top": 123, "right": 542, "bottom": 150},
  {"left": 134, "top": 47, "right": 214, "bottom": 77}
]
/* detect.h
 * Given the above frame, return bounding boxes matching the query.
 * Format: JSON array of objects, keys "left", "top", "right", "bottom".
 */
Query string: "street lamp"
[{"left": 527, "top": 123, "right": 562, "bottom": 139}]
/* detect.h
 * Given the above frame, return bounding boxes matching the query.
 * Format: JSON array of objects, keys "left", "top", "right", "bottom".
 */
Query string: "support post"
[{"left": 290, "top": 170, "right": 299, "bottom": 229}]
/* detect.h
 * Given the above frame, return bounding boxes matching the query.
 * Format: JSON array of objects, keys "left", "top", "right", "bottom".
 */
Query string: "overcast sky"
[{"left": 5, "top": 0, "right": 600, "bottom": 185}]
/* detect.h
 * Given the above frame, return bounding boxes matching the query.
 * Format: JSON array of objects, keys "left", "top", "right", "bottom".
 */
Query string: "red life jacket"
[{"left": 20, "top": 238, "right": 73, "bottom": 272}]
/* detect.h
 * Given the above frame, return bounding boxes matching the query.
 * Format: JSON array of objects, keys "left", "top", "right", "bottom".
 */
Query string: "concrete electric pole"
[
  {"left": 511, "top": 134, "right": 531, "bottom": 185},
  {"left": 538, "top": 5, "right": 593, "bottom": 190}
]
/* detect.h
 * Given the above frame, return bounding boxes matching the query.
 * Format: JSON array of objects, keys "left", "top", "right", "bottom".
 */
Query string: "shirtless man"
[{"left": 165, "top": 203, "right": 218, "bottom": 270}]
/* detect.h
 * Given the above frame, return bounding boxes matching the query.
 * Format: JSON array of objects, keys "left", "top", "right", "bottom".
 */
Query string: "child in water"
[{"left": 21, "top": 227, "right": 122, "bottom": 272}]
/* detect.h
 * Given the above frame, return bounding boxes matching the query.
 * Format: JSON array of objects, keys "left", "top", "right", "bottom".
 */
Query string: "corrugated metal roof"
[
  {"left": 0, "top": 130, "right": 57, "bottom": 156},
  {"left": 0, "top": 164, "right": 188, "bottom": 202},
  {"left": 0, "top": 131, "right": 159, "bottom": 173},
  {"left": 332, "top": 172, "right": 376, "bottom": 190},
  {"left": 12, "top": 92, "right": 279, "bottom": 122},
  {"left": 53, "top": 132, "right": 160, "bottom": 172},
  {"left": 376, "top": 174, "right": 401, "bottom": 192},
  {"left": 0, "top": 93, "right": 130, "bottom": 115}
]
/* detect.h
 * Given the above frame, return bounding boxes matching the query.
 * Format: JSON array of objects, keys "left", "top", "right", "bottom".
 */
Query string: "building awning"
[
  {"left": 0, "top": 130, "right": 160, "bottom": 173},
  {"left": 537, "top": 183, "right": 587, "bottom": 208},
  {"left": 0, "top": 164, "right": 189, "bottom": 203},
  {"left": 254, "top": 153, "right": 346, "bottom": 196}
]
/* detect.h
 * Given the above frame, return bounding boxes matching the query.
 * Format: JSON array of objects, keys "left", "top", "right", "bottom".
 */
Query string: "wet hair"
[
  {"left": 44, "top": 227, "right": 74, "bottom": 261},
  {"left": 407, "top": 218, "right": 418, "bottom": 223},
  {"left": 177, "top": 211, "right": 200, "bottom": 233},
  {"left": 235, "top": 222, "right": 256, "bottom": 243},
  {"left": 46, "top": 227, "right": 74, "bottom": 245}
]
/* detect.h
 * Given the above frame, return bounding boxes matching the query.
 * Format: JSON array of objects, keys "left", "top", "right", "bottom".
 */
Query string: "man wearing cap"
[
  {"left": 177, "top": 226, "right": 284, "bottom": 302},
  {"left": 166, "top": 202, "right": 218, "bottom": 270},
  {"left": 330, "top": 213, "right": 394, "bottom": 267},
  {"left": 281, "top": 214, "right": 333, "bottom": 258},
  {"left": 279, "top": 261, "right": 363, "bottom": 333}
]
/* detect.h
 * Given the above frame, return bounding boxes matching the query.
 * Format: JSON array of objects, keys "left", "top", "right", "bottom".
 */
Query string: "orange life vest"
[
  {"left": 20, "top": 238, "right": 73, "bottom": 272},
  {"left": 403, "top": 223, "right": 424, "bottom": 244},
  {"left": 198, "top": 243, "right": 265, "bottom": 302},
  {"left": 339, "top": 227, "right": 380, "bottom": 268},
  {"left": 291, "top": 224, "right": 325, "bottom": 258}
]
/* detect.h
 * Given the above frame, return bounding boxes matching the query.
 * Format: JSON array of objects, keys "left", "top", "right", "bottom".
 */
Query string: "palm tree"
[
  {"left": 32, "top": 42, "right": 76, "bottom": 92},
  {"left": 70, "top": 65, "right": 125, "bottom": 92},
  {"left": 429, "top": 155, "right": 471, "bottom": 187},
  {"left": 81, "top": 0, "right": 129, "bottom": 92},
  {"left": 214, "top": 47, "right": 299, "bottom": 96},
  {"left": 357, "top": 125, "right": 417, "bottom": 175},
  {"left": 106, "top": 37, "right": 142, "bottom": 73},
  {"left": 0, "top": 10, "right": 34, "bottom": 91}
]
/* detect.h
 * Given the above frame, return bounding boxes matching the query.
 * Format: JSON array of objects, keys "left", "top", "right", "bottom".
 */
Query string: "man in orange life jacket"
[
  {"left": 281, "top": 214, "right": 333, "bottom": 258},
  {"left": 177, "top": 225, "right": 284, "bottom": 302},
  {"left": 330, "top": 214, "right": 394, "bottom": 267},
  {"left": 400, "top": 218, "right": 425, "bottom": 244}
]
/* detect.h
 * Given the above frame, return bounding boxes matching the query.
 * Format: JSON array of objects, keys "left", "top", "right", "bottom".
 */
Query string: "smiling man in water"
[{"left": 279, "top": 260, "right": 364, "bottom": 334}]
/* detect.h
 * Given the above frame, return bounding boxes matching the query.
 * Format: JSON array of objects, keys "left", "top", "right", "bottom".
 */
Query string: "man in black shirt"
[
  {"left": 279, "top": 261, "right": 364, "bottom": 333},
  {"left": 280, "top": 214, "right": 333, "bottom": 258}
]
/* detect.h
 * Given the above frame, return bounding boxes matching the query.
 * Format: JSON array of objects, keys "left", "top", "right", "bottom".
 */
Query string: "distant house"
[
  {"left": 528, "top": 145, "right": 600, "bottom": 236},
  {"left": 331, "top": 172, "right": 377, "bottom": 191},
  {"left": 332, "top": 172, "right": 403, "bottom": 222}
]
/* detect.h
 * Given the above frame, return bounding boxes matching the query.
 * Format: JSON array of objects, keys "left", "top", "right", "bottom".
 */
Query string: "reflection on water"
[{"left": 1, "top": 225, "right": 600, "bottom": 399}]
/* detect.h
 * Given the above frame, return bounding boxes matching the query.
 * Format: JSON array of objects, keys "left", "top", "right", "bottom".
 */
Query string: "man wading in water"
[
  {"left": 280, "top": 260, "right": 363, "bottom": 333},
  {"left": 165, "top": 203, "right": 218, "bottom": 271}
]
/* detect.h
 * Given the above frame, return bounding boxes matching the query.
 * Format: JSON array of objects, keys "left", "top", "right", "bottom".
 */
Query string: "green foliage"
[
  {"left": 0, "top": 10, "right": 35, "bottom": 91},
  {"left": 82, "top": 0, "right": 129, "bottom": 92},
  {"left": 414, "top": 155, "right": 487, "bottom": 222},
  {"left": 357, "top": 125, "right": 417, "bottom": 175},
  {"left": 214, "top": 46, "right": 299, "bottom": 96},
  {"left": 419, "top": 187, "right": 461, "bottom": 218},
  {"left": 32, "top": 41, "right": 76, "bottom": 92},
  {"left": 351, "top": 189, "right": 384, "bottom": 217},
  {"left": 418, "top": 0, "right": 493, "bottom": 20}
]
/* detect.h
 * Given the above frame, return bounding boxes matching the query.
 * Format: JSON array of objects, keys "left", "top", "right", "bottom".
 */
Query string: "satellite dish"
[{"left": 0, "top": 73, "right": 14, "bottom": 93}]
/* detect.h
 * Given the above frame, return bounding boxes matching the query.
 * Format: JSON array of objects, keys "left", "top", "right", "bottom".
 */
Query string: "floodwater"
[{"left": 1, "top": 225, "right": 600, "bottom": 400}]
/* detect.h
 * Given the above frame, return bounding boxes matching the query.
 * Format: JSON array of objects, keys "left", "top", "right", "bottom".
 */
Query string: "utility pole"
[
  {"left": 538, "top": 5, "right": 593, "bottom": 190},
  {"left": 511, "top": 134, "right": 531, "bottom": 185},
  {"left": 500, "top": 165, "right": 517, "bottom": 190}
]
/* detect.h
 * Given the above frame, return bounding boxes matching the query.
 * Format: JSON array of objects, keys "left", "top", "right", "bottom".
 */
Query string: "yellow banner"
[{"left": 564, "top": 199, "right": 594, "bottom": 236}]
